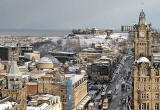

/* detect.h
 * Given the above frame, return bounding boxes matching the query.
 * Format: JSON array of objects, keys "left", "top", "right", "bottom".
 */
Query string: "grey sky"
[{"left": 0, "top": 0, "right": 159, "bottom": 30}]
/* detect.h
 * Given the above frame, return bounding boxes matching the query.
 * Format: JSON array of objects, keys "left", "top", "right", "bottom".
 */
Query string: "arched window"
[{"left": 155, "top": 103, "right": 159, "bottom": 110}]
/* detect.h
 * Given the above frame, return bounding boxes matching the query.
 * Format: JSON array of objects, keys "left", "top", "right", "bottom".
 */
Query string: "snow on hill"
[
  {"left": 51, "top": 32, "right": 129, "bottom": 50},
  {"left": 109, "top": 33, "right": 128, "bottom": 40},
  {"left": 102, "top": 33, "right": 129, "bottom": 50}
]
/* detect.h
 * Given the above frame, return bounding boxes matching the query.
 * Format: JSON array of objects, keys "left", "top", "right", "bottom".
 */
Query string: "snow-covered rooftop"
[
  {"left": 0, "top": 101, "right": 17, "bottom": 110},
  {"left": 38, "top": 57, "right": 53, "bottom": 64},
  {"left": 27, "top": 103, "right": 49, "bottom": 110},
  {"left": 65, "top": 74, "right": 85, "bottom": 84},
  {"left": 68, "top": 66, "right": 80, "bottom": 72},
  {"left": 7, "top": 61, "right": 22, "bottom": 77},
  {"left": 27, "top": 94, "right": 61, "bottom": 110},
  {"left": 100, "top": 56, "right": 111, "bottom": 60}
]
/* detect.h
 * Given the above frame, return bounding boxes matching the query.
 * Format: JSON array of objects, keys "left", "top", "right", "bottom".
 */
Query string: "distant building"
[
  {"left": 49, "top": 51, "right": 76, "bottom": 63},
  {"left": 72, "top": 28, "right": 103, "bottom": 35},
  {"left": 121, "top": 25, "right": 135, "bottom": 32},
  {"left": 24, "top": 51, "right": 40, "bottom": 61},
  {"left": 20, "top": 46, "right": 33, "bottom": 56},
  {"left": 0, "top": 45, "right": 33, "bottom": 61},
  {"left": 37, "top": 57, "right": 54, "bottom": 69},
  {"left": 79, "top": 48, "right": 102, "bottom": 63},
  {"left": 87, "top": 56, "right": 111, "bottom": 83},
  {"left": 91, "top": 28, "right": 101, "bottom": 35},
  {"left": 0, "top": 46, "right": 19, "bottom": 61},
  {"left": 105, "top": 29, "right": 113, "bottom": 36}
]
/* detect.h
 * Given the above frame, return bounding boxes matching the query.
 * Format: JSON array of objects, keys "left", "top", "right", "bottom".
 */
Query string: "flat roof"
[{"left": 65, "top": 74, "right": 85, "bottom": 84}]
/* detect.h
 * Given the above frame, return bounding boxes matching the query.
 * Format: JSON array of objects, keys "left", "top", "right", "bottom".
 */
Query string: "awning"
[{"left": 76, "top": 95, "right": 91, "bottom": 109}]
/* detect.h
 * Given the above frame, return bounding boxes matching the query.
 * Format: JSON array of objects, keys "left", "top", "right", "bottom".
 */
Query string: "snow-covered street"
[
  {"left": 107, "top": 51, "right": 134, "bottom": 110},
  {"left": 87, "top": 49, "right": 134, "bottom": 110}
]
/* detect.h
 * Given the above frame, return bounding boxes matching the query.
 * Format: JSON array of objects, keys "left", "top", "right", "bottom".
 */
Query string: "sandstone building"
[
  {"left": 37, "top": 72, "right": 89, "bottom": 110},
  {"left": 134, "top": 10, "right": 152, "bottom": 60},
  {"left": 1, "top": 59, "right": 27, "bottom": 110},
  {"left": 133, "top": 10, "right": 160, "bottom": 110}
]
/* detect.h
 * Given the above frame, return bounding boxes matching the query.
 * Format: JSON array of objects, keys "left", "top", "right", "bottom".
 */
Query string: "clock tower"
[{"left": 134, "top": 10, "right": 152, "bottom": 60}]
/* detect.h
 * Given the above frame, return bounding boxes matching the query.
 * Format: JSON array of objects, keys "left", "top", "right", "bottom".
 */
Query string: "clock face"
[{"left": 140, "top": 32, "right": 145, "bottom": 37}]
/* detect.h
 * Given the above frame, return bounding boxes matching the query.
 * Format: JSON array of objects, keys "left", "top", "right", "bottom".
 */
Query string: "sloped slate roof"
[{"left": 8, "top": 61, "right": 22, "bottom": 77}]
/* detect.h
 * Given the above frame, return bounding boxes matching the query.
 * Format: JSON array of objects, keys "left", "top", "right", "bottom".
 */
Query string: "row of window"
[
  {"left": 137, "top": 78, "right": 160, "bottom": 82},
  {"left": 141, "top": 93, "right": 149, "bottom": 99},
  {"left": 138, "top": 103, "right": 159, "bottom": 110},
  {"left": 141, "top": 93, "right": 159, "bottom": 100},
  {"left": 137, "top": 84, "right": 150, "bottom": 90},
  {"left": 137, "top": 43, "right": 146, "bottom": 46},
  {"left": 137, "top": 84, "right": 160, "bottom": 90},
  {"left": 137, "top": 71, "right": 159, "bottom": 76},
  {"left": 9, "top": 78, "right": 19, "bottom": 81},
  {"left": 138, "top": 103, "right": 149, "bottom": 110}
]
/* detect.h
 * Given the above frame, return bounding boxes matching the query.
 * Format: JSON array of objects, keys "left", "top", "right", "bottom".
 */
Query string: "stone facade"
[
  {"left": 134, "top": 11, "right": 152, "bottom": 60},
  {"left": 133, "top": 61, "right": 160, "bottom": 110},
  {"left": 1, "top": 60, "right": 27, "bottom": 110},
  {"left": 133, "top": 10, "right": 160, "bottom": 110},
  {"left": 0, "top": 46, "right": 19, "bottom": 61},
  {"left": 1, "top": 88, "right": 27, "bottom": 110},
  {"left": 37, "top": 72, "right": 88, "bottom": 110},
  {"left": 26, "top": 82, "right": 38, "bottom": 96}
]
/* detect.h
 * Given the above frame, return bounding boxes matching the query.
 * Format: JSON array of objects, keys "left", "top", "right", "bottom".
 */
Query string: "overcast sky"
[{"left": 0, "top": 0, "right": 159, "bottom": 30}]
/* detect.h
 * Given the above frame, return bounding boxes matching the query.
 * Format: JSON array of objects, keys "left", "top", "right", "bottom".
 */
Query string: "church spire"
[
  {"left": 139, "top": 9, "right": 146, "bottom": 25},
  {"left": 8, "top": 60, "right": 22, "bottom": 77},
  {"left": 8, "top": 54, "right": 22, "bottom": 77},
  {"left": 7, "top": 55, "right": 22, "bottom": 89}
]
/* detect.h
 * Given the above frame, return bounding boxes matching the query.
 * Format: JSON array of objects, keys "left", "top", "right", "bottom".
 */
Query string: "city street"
[
  {"left": 88, "top": 51, "right": 134, "bottom": 110},
  {"left": 107, "top": 52, "right": 134, "bottom": 110}
]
